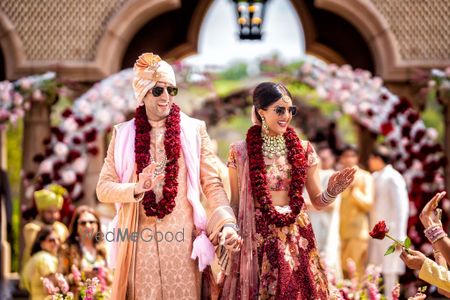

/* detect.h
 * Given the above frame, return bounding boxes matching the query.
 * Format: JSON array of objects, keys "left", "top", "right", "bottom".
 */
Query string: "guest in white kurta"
[
  {"left": 368, "top": 146, "right": 409, "bottom": 300},
  {"left": 305, "top": 147, "right": 342, "bottom": 279}
]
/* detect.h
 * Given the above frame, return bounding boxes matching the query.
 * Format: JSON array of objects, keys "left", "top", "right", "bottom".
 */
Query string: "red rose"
[{"left": 369, "top": 220, "right": 389, "bottom": 240}]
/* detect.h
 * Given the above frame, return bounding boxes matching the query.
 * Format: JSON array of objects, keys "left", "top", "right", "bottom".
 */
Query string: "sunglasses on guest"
[
  {"left": 151, "top": 86, "right": 178, "bottom": 97},
  {"left": 272, "top": 105, "right": 298, "bottom": 116},
  {"left": 79, "top": 220, "right": 98, "bottom": 226},
  {"left": 45, "top": 237, "right": 58, "bottom": 243}
]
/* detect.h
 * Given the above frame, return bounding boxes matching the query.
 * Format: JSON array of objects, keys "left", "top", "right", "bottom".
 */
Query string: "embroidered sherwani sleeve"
[
  {"left": 419, "top": 258, "right": 450, "bottom": 292},
  {"left": 96, "top": 127, "right": 140, "bottom": 203},
  {"left": 199, "top": 122, "right": 236, "bottom": 243}
]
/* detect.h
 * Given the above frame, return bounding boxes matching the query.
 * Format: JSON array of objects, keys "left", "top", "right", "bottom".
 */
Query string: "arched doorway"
[{"left": 117, "top": 0, "right": 377, "bottom": 72}]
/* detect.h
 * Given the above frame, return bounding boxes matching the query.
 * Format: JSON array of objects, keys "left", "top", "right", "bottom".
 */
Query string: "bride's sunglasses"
[
  {"left": 151, "top": 86, "right": 178, "bottom": 97},
  {"left": 273, "top": 105, "right": 297, "bottom": 116}
]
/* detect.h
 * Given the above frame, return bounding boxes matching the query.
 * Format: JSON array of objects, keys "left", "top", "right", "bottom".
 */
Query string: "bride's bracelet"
[
  {"left": 424, "top": 224, "right": 446, "bottom": 244},
  {"left": 320, "top": 189, "right": 336, "bottom": 205}
]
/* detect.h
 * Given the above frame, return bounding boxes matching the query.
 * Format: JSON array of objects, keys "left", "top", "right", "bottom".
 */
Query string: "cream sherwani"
[{"left": 96, "top": 117, "right": 235, "bottom": 299}]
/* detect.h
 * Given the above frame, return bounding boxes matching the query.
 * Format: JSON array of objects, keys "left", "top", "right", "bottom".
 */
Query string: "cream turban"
[{"left": 132, "top": 53, "right": 176, "bottom": 105}]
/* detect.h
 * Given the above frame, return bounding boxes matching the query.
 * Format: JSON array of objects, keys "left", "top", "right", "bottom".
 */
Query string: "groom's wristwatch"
[{"left": 223, "top": 223, "right": 240, "bottom": 233}]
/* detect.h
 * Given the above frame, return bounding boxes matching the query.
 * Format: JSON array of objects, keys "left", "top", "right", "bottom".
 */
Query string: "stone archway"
[
  {"left": 314, "top": 0, "right": 398, "bottom": 80},
  {"left": 117, "top": 0, "right": 377, "bottom": 70},
  {"left": 95, "top": 0, "right": 182, "bottom": 75},
  {"left": 0, "top": 11, "right": 25, "bottom": 80},
  {"left": 0, "top": 0, "right": 396, "bottom": 81}
]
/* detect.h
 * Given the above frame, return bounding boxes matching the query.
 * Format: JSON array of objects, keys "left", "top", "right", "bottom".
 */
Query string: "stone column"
[
  {"left": 81, "top": 132, "right": 105, "bottom": 207},
  {"left": 20, "top": 102, "right": 50, "bottom": 269},
  {"left": 21, "top": 103, "right": 51, "bottom": 206}
]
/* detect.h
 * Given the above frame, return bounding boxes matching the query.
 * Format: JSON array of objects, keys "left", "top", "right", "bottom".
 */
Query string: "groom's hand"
[
  {"left": 219, "top": 226, "right": 242, "bottom": 252},
  {"left": 134, "top": 162, "right": 165, "bottom": 195}
]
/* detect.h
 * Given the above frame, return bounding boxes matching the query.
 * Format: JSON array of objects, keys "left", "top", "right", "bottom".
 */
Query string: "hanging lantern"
[{"left": 232, "top": 0, "right": 269, "bottom": 40}]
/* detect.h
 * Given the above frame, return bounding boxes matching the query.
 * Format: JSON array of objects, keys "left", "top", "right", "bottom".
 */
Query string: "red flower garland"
[
  {"left": 246, "top": 125, "right": 307, "bottom": 227},
  {"left": 135, "top": 104, "right": 181, "bottom": 218}
]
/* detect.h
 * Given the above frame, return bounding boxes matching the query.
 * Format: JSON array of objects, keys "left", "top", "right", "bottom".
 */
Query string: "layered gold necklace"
[{"left": 262, "top": 133, "right": 287, "bottom": 159}]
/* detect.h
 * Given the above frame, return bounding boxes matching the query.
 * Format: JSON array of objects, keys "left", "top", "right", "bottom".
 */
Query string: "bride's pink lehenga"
[{"left": 221, "top": 140, "right": 329, "bottom": 300}]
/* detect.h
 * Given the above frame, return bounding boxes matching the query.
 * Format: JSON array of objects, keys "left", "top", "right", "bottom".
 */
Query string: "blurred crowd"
[{"left": 20, "top": 185, "right": 112, "bottom": 299}]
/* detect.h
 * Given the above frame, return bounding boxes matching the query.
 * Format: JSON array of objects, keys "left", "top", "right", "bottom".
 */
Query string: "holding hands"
[{"left": 219, "top": 224, "right": 242, "bottom": 252}]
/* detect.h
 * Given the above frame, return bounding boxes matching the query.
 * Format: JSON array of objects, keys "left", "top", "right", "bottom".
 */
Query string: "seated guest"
[{"left": 21, "top": 226, "right": 60, "bottom": 300}]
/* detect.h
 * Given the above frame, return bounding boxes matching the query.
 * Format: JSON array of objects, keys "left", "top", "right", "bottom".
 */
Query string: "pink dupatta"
[
  {"left": 107, "top": 113, "right": 215, "bottom": 271},
  {"left": 220, "top": 141, "right": 259, "bottom": 299}
]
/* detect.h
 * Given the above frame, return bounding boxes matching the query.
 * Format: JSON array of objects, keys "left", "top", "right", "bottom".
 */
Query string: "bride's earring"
[{"left": 261, "top": 116, "right": 269, "bottom": 134}]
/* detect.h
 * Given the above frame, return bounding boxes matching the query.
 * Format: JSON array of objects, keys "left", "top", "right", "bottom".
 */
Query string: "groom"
[{"left": 96, "top": 53, "right": 240, "bottom": 299}]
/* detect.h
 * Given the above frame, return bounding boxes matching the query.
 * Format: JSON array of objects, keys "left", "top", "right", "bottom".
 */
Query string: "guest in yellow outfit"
[
  {"left": 338, "top": 145, "right": 374, "bottom": 279},
  {"left": 21, "top": 226, "right": 60, "bottom": 300},
  {"left": 22, "top": 184, "right": 69, "bottom": 267},
  {"left": 400, "top": 191, "right": 450, "bottom": 296}
]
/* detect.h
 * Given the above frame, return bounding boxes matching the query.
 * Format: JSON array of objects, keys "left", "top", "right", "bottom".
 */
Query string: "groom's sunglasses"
[
  {"left": 273, "top": 105, "right": 298, "bottom": 116},
  {"left": 151, "top": 86, "right": 178, "bottom": 97}
]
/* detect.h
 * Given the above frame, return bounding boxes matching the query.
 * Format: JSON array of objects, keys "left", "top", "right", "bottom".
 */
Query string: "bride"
[{"left": 220, "top": 82, "right": 356, "bottom": 299}]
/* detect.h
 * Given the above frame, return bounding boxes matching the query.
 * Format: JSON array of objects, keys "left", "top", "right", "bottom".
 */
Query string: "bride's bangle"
[
  {"left": 424, "top": 225, "right": 446, "bottom": 244},
  {"left": 320, "top": 189, "right": 336, "bottom": 205}
]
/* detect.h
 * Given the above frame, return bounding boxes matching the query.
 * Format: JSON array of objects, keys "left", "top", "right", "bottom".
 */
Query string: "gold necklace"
[
  {"left": 262, "top": 133, "right": 286, "bottom": 159},
  {"left": 150, "top": 155, "right": 167, "bottom": 175}
]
